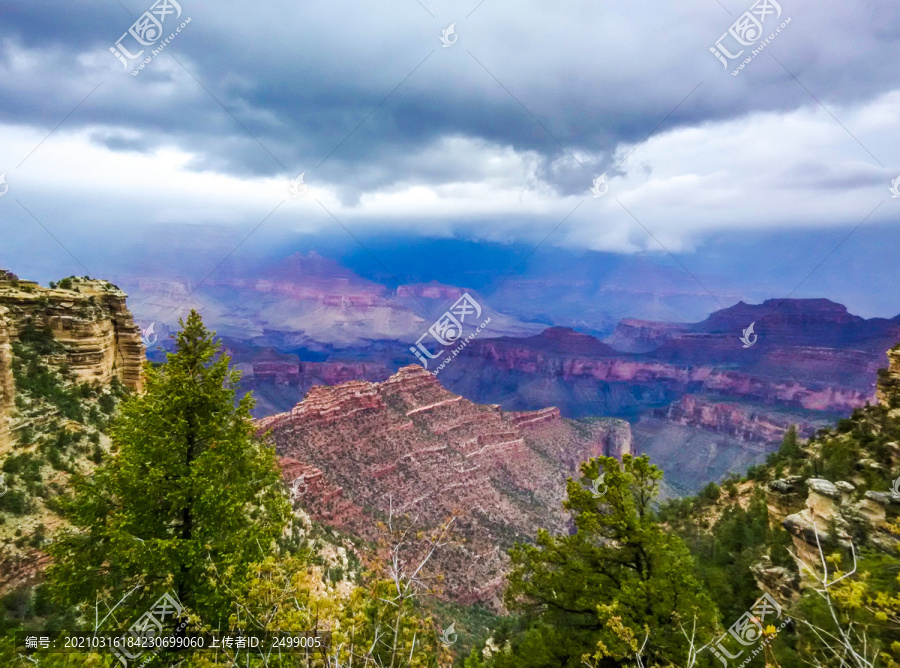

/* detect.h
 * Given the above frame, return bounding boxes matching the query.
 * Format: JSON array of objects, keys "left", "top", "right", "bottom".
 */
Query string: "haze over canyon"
[{"left": 78, "top": 250, "right": 900, "bottom": 495}]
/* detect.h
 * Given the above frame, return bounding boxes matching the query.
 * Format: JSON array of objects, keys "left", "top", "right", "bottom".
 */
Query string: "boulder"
[
  {"left": 752, "top": 557, "right": 801, "bottom": 606},
  {"left": 766, "top": 477, "right": 806, "bottom": 527},
  {"left": 806, "top": 478, "right": 841, "bottom": 520}
]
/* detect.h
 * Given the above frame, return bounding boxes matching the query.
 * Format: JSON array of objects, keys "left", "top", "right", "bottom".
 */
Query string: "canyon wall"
[
  {"left": 0, "top": 274, "right": 144, "bottom": 455},
  {"left": 261, "top": 365, "right": 632, "bottom": 607},
  {"left": 654, "top": 395, "right": 830, "bottom": 443},
  {"left": 452, "top": 340, "right": 873, "bottom": 414}
]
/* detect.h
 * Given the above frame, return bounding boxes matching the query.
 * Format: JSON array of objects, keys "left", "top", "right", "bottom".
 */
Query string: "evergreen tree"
[
  {"left": 500, "top": 455, "right": 719, "bottom": 667},
  {"left": 780, "top": 425, "right": 800, "bottom": 460},
  {"left": 47, "top": 311, "right": 291, "bottom": 628}
]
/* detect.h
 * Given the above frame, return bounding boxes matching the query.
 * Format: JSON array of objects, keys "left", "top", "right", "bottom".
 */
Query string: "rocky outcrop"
[
  {"left": 0, "top": 307, "right": 14, "bottom": 454},
  {"left": 877, "top": 346, "right": 900, "bottom": 406},
  {"left": 297, "top": 361, "right": 392, "bottom": 388},
  {"left": 0, "top": 274, "right": 144, "bottom": 454},
  {"left": 280, "top": 457, "right": 366, "bottom": 528},
  {"left": 755, "top": 368, "right": 900, "bottom": 604},
  {"left": 752, "top": 557, "right": 801, "bottom": 605},
  {"left": 259, "top": 365, "right": 631, "bottom": 607},
  {"left": 766, "top": 477, "right": 807, "bottom": 528},
  {"left": 762, "top": 474, "right": 900, "bottom": 603},
  {"left": 781, "top": 477, "right": 854, "bottom": 566},
  {"left": 232, "top": 352, "right": 395, "bottom": 418}
]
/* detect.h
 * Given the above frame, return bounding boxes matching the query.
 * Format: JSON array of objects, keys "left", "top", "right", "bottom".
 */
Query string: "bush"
[
  {"left": 724, "top": 479, "right": 739, "bottom": 498},
  {"left": 98, "top": 393, "right": 116, "bottom": 414},
  {"left": 29, "top": 524, "right": 46, "bottom": 547},
  {"left": 2, "top": 453, "right": 42, "bottom": 483},
  {"left": 0, "top": 490, "right": 33, "bottom": 515},
  {"left": 699, "top": 481, "right": 720, "bottom": 502}
]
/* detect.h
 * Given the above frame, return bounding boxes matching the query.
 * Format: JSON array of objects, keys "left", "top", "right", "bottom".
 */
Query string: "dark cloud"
[{"left": 2, "top": 0, "right": 898, "bottom": 192}]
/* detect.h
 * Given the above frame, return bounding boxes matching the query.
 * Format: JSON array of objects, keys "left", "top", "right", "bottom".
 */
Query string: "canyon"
[
  {"left": 260, "top": 364, "right": 632, "bottom": 607},
  {"left": 430, "top": 301, "right": 896, "bottom": 491},
  {"left": 225, "top": 298, "right": 899, "bottom": 493},
  {"left": 9, "top": 258, "right": 898, "bottom": 496}
]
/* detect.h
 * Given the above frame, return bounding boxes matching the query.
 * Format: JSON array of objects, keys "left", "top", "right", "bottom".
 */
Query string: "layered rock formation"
[
  {"left": 0, "top": 274, "right": 144, "bottom": 454},
  {"left": 233, "top": 350, "right": 394, "bottom": 417},
  {"left": 261, "top": 365, "right": 631, "bottom": 607},
  {"left": 279, "top": 457, "right": 366, "bottom": 528},
  {"left": 425, "top": 304, "right": 896, "bottom": 492},
  {"left": 655, "top": 395, "right": 829, "bottom": 444},
  {"left": 604, "top": 318, "right": 691, "bottom": 353},
  {"left": 442, "top": 334, "right": 874, "bottom": 416}
]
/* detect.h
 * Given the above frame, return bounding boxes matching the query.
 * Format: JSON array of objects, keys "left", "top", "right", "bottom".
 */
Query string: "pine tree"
[
  {"left": 48, "top": 311, "right": 291, "bottom": 629},
  {"left": 500, "top": 454, "right": 719, "bottom": 667},
  {"left": 779, "top": 425, "right": 800, "bottom": 461}
]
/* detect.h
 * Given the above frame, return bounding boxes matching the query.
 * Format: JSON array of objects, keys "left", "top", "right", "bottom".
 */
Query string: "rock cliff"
[
  {"left": 756, "top": 355, "right": 900, "bottom": 607},
  {"left": 877, "top": 344, "right": 900, "bottom": 406},
  {"left": 260, "top": 365, "right": 632, "bottom": 607},
  {"left": 655, "top": 395, "right": 830, "bottom": 444},
  {"left": 762, "top": 473, "right": 900, "bottom": 607},
  {"left": 0, "top": 273, "right": 144, "bottom": 454}
]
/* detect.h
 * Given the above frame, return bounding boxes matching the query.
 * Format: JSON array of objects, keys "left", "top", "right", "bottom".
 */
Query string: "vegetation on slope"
[
  {"left": 1, "top": 312, "right": 452, "bottom": 667},
  {"left": 4, "top": 309, "right": 900, "bottom": 667},
  {"left": 1, "top": 319, "right": 128, "bottom": 553}
]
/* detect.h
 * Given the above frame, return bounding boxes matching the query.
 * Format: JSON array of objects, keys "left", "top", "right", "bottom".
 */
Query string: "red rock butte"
[{"left": 260, "top": 364, "right": 632, "bottom": 608}]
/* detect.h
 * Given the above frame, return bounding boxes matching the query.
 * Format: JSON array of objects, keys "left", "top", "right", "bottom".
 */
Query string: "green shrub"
[
  {"left": 0, "top": 490, "right": 33, "bottom": 515},
  {"left": 699, "top": 481, "right": 720, "bottom": 502}
]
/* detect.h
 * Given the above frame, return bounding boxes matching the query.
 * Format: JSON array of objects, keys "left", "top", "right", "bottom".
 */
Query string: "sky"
[{"left": 1, "top": 0, "right": 900, "bottom": 317}]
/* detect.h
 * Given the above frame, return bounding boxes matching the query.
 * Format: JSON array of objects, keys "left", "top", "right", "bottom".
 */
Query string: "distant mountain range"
[
  {"left": 113, "top": 253, "right": 900, "bottom": 494},
  {"left": 433, "top": 300, "right": 899, "bottom": 493}
]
